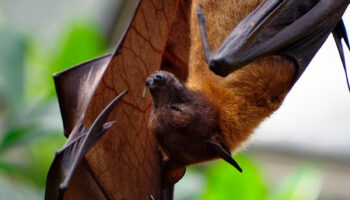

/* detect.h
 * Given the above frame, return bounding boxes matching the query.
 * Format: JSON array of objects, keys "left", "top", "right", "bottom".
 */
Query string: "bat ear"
[{"left": 207, "top": 136, "right": 242, "bottom": 173}]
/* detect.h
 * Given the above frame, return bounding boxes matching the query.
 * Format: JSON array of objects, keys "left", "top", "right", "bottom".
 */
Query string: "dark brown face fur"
[
  {"left": 146, "top": 71, "right": 242, "bottom": 187},
  {"left": 145, "top": 71, "right": 192, "bottom": 108},
  {"left": 146, "top": 71, "right": 221, "bottom": 165}
]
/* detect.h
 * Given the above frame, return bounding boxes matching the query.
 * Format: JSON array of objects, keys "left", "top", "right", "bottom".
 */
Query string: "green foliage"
[
  {"left": 25, "top": 20, "right": 107, "bottom": 99},
  {"left": 0, "top": 28, "right": 26, "bottom": 113},
  {"left": 269, "top": 166, "right": 323, "bottom": 200},
  {"left": 26, "top": 134, "right": 66, "bottom": 187},
  {"left": 0, "top": 175, "right": 41, "bottom": 200},
  {"left": 175, "top": 168, "right": 206, "bottom": 200},
  {"left": 0, "top": 16, "right": 108, "bottom": 199},
  {"left": 0, "top": 10, "right": 3, "bottom": 26},
  {"left": 50, "top": 20, "right": 107, "bottom": 73},
  {"left": 178, "top": 156, "right": 323, "bottom": 200},
  {"left": 200, "top": 155, "right": 267, "bottom": 200}
]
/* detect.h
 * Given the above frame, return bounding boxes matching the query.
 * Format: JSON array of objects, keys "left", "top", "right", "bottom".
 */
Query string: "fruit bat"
[
  {"left": 45, "top": 0, "right": 350, "bottom": 199},
  {"left": 146, "top": 0, "right": 350, "bottom": 191}
]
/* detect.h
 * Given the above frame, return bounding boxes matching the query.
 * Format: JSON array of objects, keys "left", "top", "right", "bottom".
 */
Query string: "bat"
[
  {"left": 45, "top": 0, "right": 349, "bottom": 199},
  {"left": 146, "top": 0, "right": 350, "bottom": 190}
]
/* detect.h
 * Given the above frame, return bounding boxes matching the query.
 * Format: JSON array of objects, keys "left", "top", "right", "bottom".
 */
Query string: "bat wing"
[
  {"left": 197, "top": 0, "right": 350, "bottom": 87},
  {"left": 45, "top": 90, "right": 127, "bottom": 200},
  {"left": 53, "top": 54, "right": 112, "bottom": 137}
]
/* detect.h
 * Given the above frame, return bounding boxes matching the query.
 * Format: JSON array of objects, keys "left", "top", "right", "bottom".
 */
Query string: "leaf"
[
  {"left": 174, "top": 168, "right": 206, "bottom": 200},
  {"left": 50, "top": 20, "right": 107, "bottom": 74},
  {"left": 0, "top": 174, "right": 41, "bottom": 200},
  {"left": 0, "top": 99, "right": 62, "bottom": 153},
  {"left": 25, "top": 20, "right": 107, "bottom": 99},
  {"left": 0, "top": 125, "right": 36, "bottom": 153},
  {"left": 200, "top": 155, "right": 267, "bottom": 200},
  {"left": 0, "top": 28, "right": 26, "bottom": 111},
  {"left": 269, "top": 165, "right": 323, "bottom": 200},
  {"left": 0, "top": 10, "right": 3, "bottom": 26},
  {"left": 26, "top": 133, "right": 66, "bottom": 187},
  {"left": 0, "top": 133, "right": 65, "bottom": 188}
]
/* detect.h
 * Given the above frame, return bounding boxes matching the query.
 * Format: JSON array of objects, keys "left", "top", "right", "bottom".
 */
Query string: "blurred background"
[{"left": 0, "top": 0, "right": 349, "bottom": 199}]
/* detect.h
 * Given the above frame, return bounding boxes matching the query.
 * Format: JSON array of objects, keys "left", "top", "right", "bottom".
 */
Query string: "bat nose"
[
  {"left": 145, "top": 72, "right": 164, "bottom": 87},
  {"left": 155, "top": 74, "right": 163, "bottom": 81}
]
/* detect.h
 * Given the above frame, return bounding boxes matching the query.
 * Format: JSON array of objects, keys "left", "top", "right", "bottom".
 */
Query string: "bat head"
[
  {"left": 145, "top": 71, "right": 177, "bottom": 91},
  {"left": 145, "top": 71, "right": 190, "bottom": 108}
]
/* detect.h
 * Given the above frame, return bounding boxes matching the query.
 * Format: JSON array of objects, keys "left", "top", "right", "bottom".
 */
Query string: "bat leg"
[{"left": 197, "top": 5, "right": 213, "bottom": 65}]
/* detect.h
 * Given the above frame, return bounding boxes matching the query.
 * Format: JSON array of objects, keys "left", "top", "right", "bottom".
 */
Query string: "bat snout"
[{"left": 145, "top": 72, "right": 165, "bottom": 90}]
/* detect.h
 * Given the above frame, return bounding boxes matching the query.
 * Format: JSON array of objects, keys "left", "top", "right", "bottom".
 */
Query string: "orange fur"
[{"left": 186, "top": 0, "right": 296, "bottom": 150}]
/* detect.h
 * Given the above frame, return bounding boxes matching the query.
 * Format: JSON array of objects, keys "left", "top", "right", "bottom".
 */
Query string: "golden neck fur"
[{"left": 186, "top": 0, "right": 296, "bottom": 150}]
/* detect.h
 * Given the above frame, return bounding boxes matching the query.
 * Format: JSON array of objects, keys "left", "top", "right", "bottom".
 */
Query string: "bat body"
[
  {"left": 146, "top": 71, "right": 241, "bottom": 187},
  {"left": 146, "top": 0, "right": 350, "bottom": 188}
]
